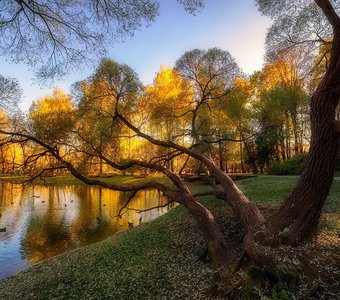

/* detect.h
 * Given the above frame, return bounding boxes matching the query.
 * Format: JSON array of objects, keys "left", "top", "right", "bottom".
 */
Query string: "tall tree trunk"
[
  {"left": 239, "top": 140, "right": 245, "bottom": 173},
  {"left": 291, "top": 112, "right": 300, "bottom": 155},
  {"left": 219, "top": 142, "right": 226, "bottom": 172},
  {"left": 99, "top": 156, "right": 103, "bottom": 175},
  {"left": 0, "top": 148, "right": 5, "bottom": 174},
  {"left": 263, "top": 92, "right": 339, "bottom": 245},
  {"left": 261, "top": 23, "right": 340, "bottom": 245},
  {"left": 242, "top": 139, "right": 258, "bottom": 174},
  {"left": 285, "top": 112, "right": 291, "bottom": 159},
  {"left": 273, "top": 144, "right": 280, "bottom": 162},
  {"left": 280, "top": 135, "right": 286, "bottom": 160}
]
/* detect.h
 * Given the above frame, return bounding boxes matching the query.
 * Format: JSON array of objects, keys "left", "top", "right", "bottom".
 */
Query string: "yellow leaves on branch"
[
  {"left": 30, "top": 88, "right": 74, "bottom": 117},
  {"left": 29, "top": 88, "right": 75, "bottom": 141},
  {"left": 141, "top": 66, "right": 193, "bottom": 123},
  {"left": 259, "top": 57, "right": 300, "bottom": 91}
]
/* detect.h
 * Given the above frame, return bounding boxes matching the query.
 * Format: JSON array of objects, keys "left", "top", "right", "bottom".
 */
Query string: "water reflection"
[{"left": 0, "top": 182, "right": 172, "bottom": 279}]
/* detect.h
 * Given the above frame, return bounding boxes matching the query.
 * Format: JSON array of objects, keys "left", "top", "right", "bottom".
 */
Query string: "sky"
[{"left": 0, "top": 0, "right": 271, "bottom": 111}]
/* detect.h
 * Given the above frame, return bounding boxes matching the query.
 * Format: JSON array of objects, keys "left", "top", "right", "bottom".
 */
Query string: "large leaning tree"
[
  {"left": 253, "top": 0, "right": 340, "bottom": 244},
  {"left": 0, "top": 0, "right": 339, "bottom": 286}
]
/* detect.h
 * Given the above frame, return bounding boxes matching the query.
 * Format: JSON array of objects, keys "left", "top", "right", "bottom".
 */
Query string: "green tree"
[
  {"left": 175, "top": 48, "right": 241, "bottom": 145},
  {"left": 255, "top": 56, "right": 309, "bottom": 162},
  {"left": 254, "top": 0, "right": 340, "bottom": 245},
  {"left": 76, "top": 59, "right": 142, "bottom": 174},
  {"left": 222, "top": 77, "right": 258, "bottom": 173},
  {"left": 139, "top": 66, "right": 193, "bottom": 171},
  {"left": 29, "top": 89, "right": 75, "bottom": 143}
]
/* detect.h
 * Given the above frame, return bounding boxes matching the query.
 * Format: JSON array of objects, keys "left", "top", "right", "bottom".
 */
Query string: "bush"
[{"left": 268, "top": 153, "right": 308, "bottom": 175}]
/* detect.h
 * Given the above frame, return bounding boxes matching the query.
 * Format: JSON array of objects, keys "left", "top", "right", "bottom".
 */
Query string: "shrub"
[{"left": 268, "top": 153, "right": 308, "bottom": 175}]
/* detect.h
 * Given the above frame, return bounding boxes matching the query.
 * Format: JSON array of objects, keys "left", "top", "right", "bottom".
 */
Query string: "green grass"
[
  {"left": 236, "top": 175, "right": 297, "bottom": 206},
  {"left": 0, "top": 203, "right": 217, "bottom": 299},
  {"left": 236, "top": 175, "right": 340, "bottom": 212},
  {"left": 0, "top": 175, "right": 339, "bottom": 299},
  {"left": 236, "top": 175, "right": 340, "bottom": 234},
  {"left": 0, "top": 174, "right": 173, "bottom": 187}
]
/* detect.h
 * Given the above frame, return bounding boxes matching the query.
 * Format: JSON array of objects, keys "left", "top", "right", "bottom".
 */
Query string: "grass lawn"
[
  {"left": 0, "top": 175, "right": 339, "bottom": 299},
  {"left": 237, "top": 175, "right": 340, "bottom": 212}
]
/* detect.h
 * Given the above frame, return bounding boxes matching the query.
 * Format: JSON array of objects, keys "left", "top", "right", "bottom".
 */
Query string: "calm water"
[{"left": 0, "top": 182, "right": 172, "bottom": 279}]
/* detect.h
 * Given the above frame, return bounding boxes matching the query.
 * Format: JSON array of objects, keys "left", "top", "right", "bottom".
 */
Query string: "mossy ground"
[{"left": 0, "top": 176, "right": 339, "bottom": 299}]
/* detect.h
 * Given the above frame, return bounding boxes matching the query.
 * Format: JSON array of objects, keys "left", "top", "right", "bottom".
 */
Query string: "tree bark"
[
  {"left": 242, "top": 137, "right": 258, "bottom": 174},
  {"left": 205, "top": 160, "right": 266, "bottom": 233},
  {"left": 182, "top": 194, "right": 234, "bottom": 268},
  {"left": 239, "top": 140, "right": 245, "bottom": 173},
  {"left": 260, "top": 18, "right": 340, "bottom": 245},
  {"left": 218, "top": 142, "right": 226, "bottom": 172}
]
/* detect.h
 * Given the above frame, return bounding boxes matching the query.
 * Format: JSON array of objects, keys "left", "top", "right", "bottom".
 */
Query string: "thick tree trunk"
[
  {"left": 260, "top": 26, "right": 340, "bottom": 245},
  {"left": 262, "top": 91, "right": 339, "bottom": 245},
  {"left": 206, "top": 160, "right": 266, "bottom": 233},
  {"left": 182, "top": 195, "right": 234, "bottom": 268}
]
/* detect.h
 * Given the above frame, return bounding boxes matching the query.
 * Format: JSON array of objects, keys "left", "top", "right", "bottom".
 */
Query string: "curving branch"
[
  {"left": 115, "top": 111, "right": 266, "bottom": 233},
  {"left": 0, "top": 129, "right": 177, "bottom": 196}
]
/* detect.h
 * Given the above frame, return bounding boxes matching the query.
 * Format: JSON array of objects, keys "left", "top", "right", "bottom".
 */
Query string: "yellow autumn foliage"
[{"left": 29, "top": 88, "right": 75, "bottom": 142}]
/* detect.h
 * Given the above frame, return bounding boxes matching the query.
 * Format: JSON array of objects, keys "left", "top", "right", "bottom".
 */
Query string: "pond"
[{"left": 0, "top": 182, "right": 172, "bottom": 279}]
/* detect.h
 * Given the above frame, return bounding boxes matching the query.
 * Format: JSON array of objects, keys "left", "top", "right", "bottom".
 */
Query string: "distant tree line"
[{"left": 0, "top": 47, "right": 328, "bottom": 176}]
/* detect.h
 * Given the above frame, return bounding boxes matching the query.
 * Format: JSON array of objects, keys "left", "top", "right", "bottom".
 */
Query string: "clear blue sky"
[{"left": 0, "top": 0, "right": 271, "bottom": 111}]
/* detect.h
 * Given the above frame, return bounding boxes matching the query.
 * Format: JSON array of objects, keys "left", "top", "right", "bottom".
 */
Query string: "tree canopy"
[{"left": 0, "top": 0, "right": 203, "bottom": 80}]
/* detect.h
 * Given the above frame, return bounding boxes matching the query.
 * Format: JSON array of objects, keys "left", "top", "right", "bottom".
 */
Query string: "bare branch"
[{"left": 315, "top": 0, "right": 340, "bottom": 31}]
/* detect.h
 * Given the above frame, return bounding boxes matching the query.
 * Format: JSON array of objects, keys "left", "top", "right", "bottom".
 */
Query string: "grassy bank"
[{"left": 0, "top": 176, "right": 339, "bottom": 299}]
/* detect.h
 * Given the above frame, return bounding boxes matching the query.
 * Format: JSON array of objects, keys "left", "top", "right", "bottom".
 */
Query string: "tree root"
[{"left": 214, "top": 233, "right": 339, "bottom": 299}]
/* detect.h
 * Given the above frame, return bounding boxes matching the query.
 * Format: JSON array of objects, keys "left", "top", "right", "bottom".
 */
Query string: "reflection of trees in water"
[
  {"left": 22, "top": 185, "right": 105, "bottom": 263},
  {"left": 0, "top": 181, "right": 25, "bottom": 206},
  {"left": 22, "top": 185, "right": 70, "bottom": 262},
  {"left": 0, "top": 183, "right": 172, "bottom": 264},
  {"left": 0, "top": 182, "right": 26, "bottom": 242},
  {"left": 22, "top": 215, "right": 70, "bottom": 263},
  {"left": 118, "top": 189, "right": 171, "bottom": 225},
  {"left": 20, "top": 185, "right": 123, "bottom": 263}
]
